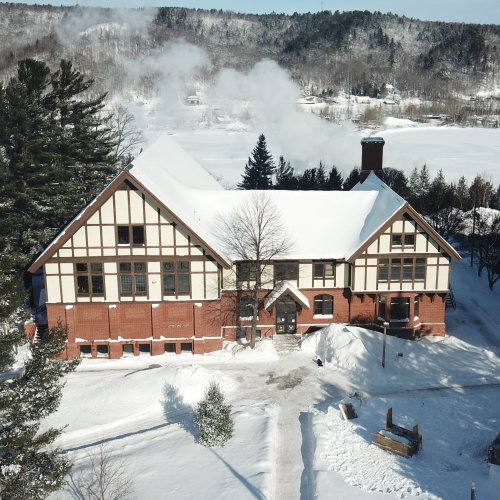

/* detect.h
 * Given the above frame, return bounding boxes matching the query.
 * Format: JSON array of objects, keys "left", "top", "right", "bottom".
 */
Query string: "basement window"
[
  {"left": 79, "top": 345, "right": 92, "bottom": 358},
  {"left": 164, "top": 343, "right": 176, "bottom": 354},
  {"left": 96, "top": 345, "right": 109, "bottom": 358},
  {"left": 122, "top": 344, "right": 134, "bottom": 356},
  {"left": 138, "top": 343, "right": 151, "bottom": 355},
  {"left": 180, "top": 342, "right": 193, "bottom": 354}
]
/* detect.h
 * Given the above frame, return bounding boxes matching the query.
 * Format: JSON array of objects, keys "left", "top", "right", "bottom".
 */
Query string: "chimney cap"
[{"left": 361, "top": 136, "right": 385, "bottom": 145}]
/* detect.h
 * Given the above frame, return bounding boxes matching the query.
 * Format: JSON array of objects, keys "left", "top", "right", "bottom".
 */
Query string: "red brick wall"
[{"left": 418, "top": 294, "right": 446, "bottom": 336}]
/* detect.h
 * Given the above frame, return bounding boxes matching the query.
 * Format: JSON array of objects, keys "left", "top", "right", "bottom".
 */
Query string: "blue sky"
[{"left": 10, "top": 1, "right": 500, "bottom": 24}]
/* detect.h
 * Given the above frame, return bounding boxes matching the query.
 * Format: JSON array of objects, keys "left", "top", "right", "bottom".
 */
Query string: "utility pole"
[{"left": 347, "top": 34, "right": 352, "bottom": 120}]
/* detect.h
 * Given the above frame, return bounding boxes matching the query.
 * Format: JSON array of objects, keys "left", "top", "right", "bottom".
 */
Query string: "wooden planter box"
[{"left": 374, "top": 408, "right": 422, "bottom": 458}]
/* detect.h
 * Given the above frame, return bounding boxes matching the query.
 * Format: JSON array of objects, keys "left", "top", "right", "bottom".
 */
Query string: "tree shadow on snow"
[{"left": 161, "top": 382, "right": 198, "bottom": 438}]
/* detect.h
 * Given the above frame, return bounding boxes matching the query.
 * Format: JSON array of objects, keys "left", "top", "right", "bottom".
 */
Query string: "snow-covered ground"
[{"left": 42, "top": 256, "right": 500, "bottom": 500}]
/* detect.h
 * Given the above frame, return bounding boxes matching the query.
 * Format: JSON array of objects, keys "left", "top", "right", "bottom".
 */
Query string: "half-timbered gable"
[{"left": 28, "top": 134, "right": 460, "bottom": 359}]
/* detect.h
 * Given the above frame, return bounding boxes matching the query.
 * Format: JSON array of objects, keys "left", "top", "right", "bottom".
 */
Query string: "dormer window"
[{"left": 117, "top": 225, "right": 145, "bottom": 245}]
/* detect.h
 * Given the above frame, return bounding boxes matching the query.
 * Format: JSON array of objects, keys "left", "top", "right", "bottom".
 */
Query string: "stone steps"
[{"left": 272, "top": 334, "right": 301, "bottom": 352}]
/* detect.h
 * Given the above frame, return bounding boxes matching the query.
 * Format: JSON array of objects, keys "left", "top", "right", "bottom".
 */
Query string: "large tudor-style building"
[{"left": 27, "top": 134, "right": 460, "bottom": 359}]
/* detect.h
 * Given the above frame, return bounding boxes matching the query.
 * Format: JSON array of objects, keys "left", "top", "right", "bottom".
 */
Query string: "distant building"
[{"left": 28, "top": 135, "right": 460, "bottom": 359}]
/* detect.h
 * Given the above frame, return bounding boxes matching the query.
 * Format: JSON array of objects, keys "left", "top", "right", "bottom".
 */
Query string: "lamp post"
[{"left": 382, "top": 321, "right": 389, "bottom": 368}]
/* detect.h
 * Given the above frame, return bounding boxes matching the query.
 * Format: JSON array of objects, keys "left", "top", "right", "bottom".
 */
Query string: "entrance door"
[{"left": 276, "top": 295, "right": 297, "bottom": 334}]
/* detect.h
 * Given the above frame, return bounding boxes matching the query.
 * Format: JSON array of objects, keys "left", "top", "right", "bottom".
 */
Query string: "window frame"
[
  {"left": 391, "top": 232, "right": 416, "bottom": 250},
  {"left": 238, "top": 296, "right": 254, "bottom": 320},
  {"left": 162, "top": 260, "right": 190, "bottom": 296},
  {"left": 313, "top": 261, "right": 335, "bottom": 280},
  {"left": 377, "top": 257, "right": 426, "bottom": 284},
  {"left": 116, "top": 225, "right": 146, "bottom": 246},
  {"left": 313, "top": 294, "right": 334, "bottom": 316},
  {"left": 118, "top": 261, "right": 148, "bottom": 297},
  {"left": 236, "top": 262, "right": 258, "bottom": 282},
  {"left": 274, "top": 261, "right": 299, "bottom": 282},
  {"left": 75, "top": 262, "right": 105, "bottom": 298},
  {"left": 390, "top": 297, "right": 411, "bottom": 322}
]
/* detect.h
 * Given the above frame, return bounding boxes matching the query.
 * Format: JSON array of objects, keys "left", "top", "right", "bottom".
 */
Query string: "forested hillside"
[{"left": 0, "top": 3, "right": 499, "bottom": 102}]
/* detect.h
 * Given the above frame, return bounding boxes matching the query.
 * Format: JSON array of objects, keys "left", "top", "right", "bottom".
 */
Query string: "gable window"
[
  {"left": 75, "top": 262, "right": 104, "bottom": 297},
  {"left": 391, "top": 233, "right": 415, "bottom": 250},
  {"left": 162, "top": 261, "right": 190, "bottom": 295},
  {"left": 275, "top": 262, "right": 298, "bottom": 282},
  {"left": 238, "top": 297, "right": 254, "bottom": 319},
  {"left": 117, "top": 225, "right": 145, "bottom": 245},
  {"left": 119, "top": 262, "right": 147, "bottom": 296},
  {"left": 378, "top": 259, "right": 389, "bottom": 282},
  {"left": 313, "top": 261, "right": 335, "bottom": 279},
  {"left": 237, "top": 262, "right": 257, "bottom": 282},
  {"left": 314, "top": 294, "right": 333, "bottom": 316}
]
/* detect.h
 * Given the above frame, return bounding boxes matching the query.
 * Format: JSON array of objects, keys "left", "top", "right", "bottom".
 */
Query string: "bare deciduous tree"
[
  {"left": 218, "top": 193, "right": 293, "bottom": 348},
  {"left": 69, "top": 445, "right": 134, "bottom": 500}
]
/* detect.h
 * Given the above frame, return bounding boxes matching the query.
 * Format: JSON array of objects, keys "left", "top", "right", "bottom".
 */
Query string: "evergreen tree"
[
  {"left": 316, "top": 161, "right": 327, "bottom": 189},
  {"left": 274, "top": 155, "right": 297, "bottom": 189},
  {"left": 383, "top": 167, "right": 409, "bottom": 198},
  {"left": 325, "top": 165, "right": 343, "bottom": 190},
  {"left": 194, "top": 381, "right": 233, "bottom": 447},
  {"left": 342, "top": 167, "right": 360, "bottom": 190},
  {"left": 456, "top": 175, "right": 472, "bottom": 211},
  {"left": 0, "top": 58, "right": 117, "bottom": 260},
  {"left": 238, "top": 134, "right": 275, "bottom": 189},
  {"left": 0, "top": 323, "right": 80, "bottom": 499}
]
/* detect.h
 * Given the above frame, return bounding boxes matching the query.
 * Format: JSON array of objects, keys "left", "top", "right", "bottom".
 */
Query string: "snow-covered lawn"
[{"left": 42, "top": 258, "right": 500, "bottom": 499}]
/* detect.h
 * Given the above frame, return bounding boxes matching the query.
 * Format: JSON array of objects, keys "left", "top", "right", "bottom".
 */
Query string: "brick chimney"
[{"left": 360, "top": 136, "right": 385, "bottom": 183}]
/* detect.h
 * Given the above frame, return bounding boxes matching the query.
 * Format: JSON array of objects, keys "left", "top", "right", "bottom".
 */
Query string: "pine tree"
[
  {"left": 275, "top": 155, "right": 297, "bottom": 189},
  {"left": 0, "top": 59, "right": 117, "bottom": 260},
  {"left": 238, "top": 134, "right": 275, "bottom": 189},
  {"left": 342, "top": 167, "right": 360, "bottom": 190},
  {"left": 194, "top": 381, "right": 233, "bottom": 447},
  {"left": 325, "top": 165, "right": 343, "bottom": 190},
  {"left": 0, "top": 323, "right": 80, "bottom": 499}
]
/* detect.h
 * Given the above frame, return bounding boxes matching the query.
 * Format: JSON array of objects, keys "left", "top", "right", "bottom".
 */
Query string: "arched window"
[{"left": 314, "top": 294, "right": 333, "bottom": 316}]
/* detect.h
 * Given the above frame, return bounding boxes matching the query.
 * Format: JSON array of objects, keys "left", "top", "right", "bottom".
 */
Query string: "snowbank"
[
  {"left": 384, "top": 117, "right": 420, "bottom": 128},
  {"left": 301, "top": 323, "right": 500, "bottom": 392}
]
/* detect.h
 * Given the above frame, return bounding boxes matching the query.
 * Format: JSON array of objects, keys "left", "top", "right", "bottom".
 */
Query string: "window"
[
  {"left": 414, "top": 296, "right": 420, "bottom": 319},
  {"left": 390, "top": 259, "right": 402, "bottom": 282},
  {"left": 122, "top": 344, "right": 134, "bottom": 356},
  {"left": 377, "top": 258, "right": 426, "bottom": 283},
  {"left": 117, "top": 225, "right": 145, "bottom": 245},
  {"left": 164, "top": 343, "right": 176, "bottom": 354},
  {"left": 391, "top": 233, "right": 415, "bottom": 249},
  {"left": 378, "top": 259, "right": 389, "bottom": 282},
  {"left": 237, "top": 262, "right": 257, "bottom": 282},
  {"left": 162, "top": 261, "right": 190, "bottom": 295},
  {"left": 138, "top": 343, "right": 151, "bottom": 355},
  {"left": 180, "top": 342, "right": 193, "bottom": 353},
  {"left": 238, "top": 297, "right": 254, "bottom": 319},
  {"left": 119, "top": 262, "right": 147, "bottom": 296},
  {"left": 313, "top": 262, "right": 335, "bottom": 279},
  {"left": 96, "top": 345, "right": 109, "bottom": 358},
  {"left": 314, "top": 295, "right": 333, "bottom": 316},
  {"left": 75, "top": 262, "right": 104, "bottom": 297},
  {"left": 275, "top": 262, "right": 298, "bottom": 282},
  {"left": 390, "top": 297, "right": 410, "bottom": 321},
  {"left": 378, "top": 295, "right": 386, "bottom": 320},
  {"left": 79, "top": 345, "right": 92, "bottom": 357},
  {"left": 415, "top": 258, "right": 425, "bottom": 281}
]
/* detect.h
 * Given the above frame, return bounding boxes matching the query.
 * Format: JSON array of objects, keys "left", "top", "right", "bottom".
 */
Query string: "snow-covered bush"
[{"left": 194, "top": 381, "right": 234, "bottom": 447}]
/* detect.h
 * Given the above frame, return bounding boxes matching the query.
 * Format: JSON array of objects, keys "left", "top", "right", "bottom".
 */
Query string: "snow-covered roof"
[
  {"left": 29, "top": 133, "right": 412, "bottom": 272},
  {"left": 264, "top": 281, "right": 310, "bottom": 310},
  {"left": 127, "top": 134, "right": 406, "bottom": 264}
]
